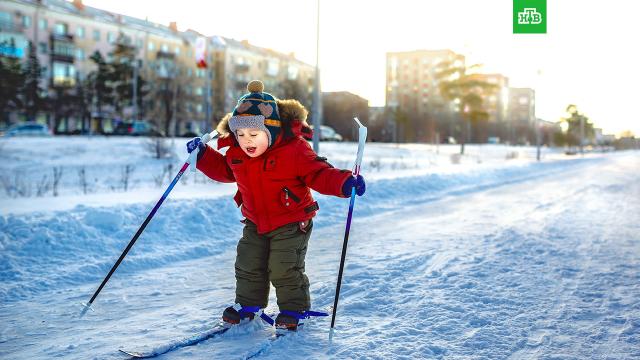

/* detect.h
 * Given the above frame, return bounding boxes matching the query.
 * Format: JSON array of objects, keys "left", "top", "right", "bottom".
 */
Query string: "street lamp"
[{"left": 311, "top": 0, "right": 321, "bottom": 153}]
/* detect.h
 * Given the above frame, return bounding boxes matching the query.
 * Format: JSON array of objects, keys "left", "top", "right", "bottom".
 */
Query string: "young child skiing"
[{"left": 186, "top": 80, "right": 365, "bottom": 331}]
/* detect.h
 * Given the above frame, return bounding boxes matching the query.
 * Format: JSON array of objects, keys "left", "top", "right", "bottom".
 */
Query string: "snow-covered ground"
[{"left": 0, "top": 136, "right": 638, "bottom": 359}]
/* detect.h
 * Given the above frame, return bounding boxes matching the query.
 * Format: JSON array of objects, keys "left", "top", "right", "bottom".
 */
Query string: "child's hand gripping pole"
[{"left": 188, "top": 130, "right": 219, "bottom": 172}]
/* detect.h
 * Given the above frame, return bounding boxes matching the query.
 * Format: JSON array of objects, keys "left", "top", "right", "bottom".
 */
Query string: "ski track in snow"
[{"left": 1, "top": 148, "right": 639, "bottom": 359}]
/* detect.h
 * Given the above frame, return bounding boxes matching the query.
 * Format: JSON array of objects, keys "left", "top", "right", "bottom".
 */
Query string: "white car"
[
  {"left": 320, "top": 125, "right": 343, "bottom": 142},
  {"left": 4, "top": 122, "right": 53, "bottom": 137}
]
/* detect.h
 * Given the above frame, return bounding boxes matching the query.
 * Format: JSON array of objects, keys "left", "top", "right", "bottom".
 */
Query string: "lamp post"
[
  {"left": 535, "top": 69, "right": 542, "bottom": 161},
  {"left": 132, "top": 58, "right": 138, "bottom": 121},
  {"left": 311, "top": 0, "right": 321, "bottom": 153},
  {"left": 579, "top": 113, "right": 584, "bottom": 155}
]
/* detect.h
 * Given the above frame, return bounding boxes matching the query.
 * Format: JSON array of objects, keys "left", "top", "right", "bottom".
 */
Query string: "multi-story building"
[
  {"left": 468, "top": 73, "right": 509, "bottom": 123},
  {"left": 508, "top": 87, "right": 535, "bottom": 124},
  {"left": 459, "top": 72, "right": 509, "bottom": 143},
  {"left": 210, "top": 36, "right": 315, "bottom": 121},
  {"left": 321, "top": 91, "right": 369, "bottom": 141},
  {"left": 507, "top": 87, "right": 535, "bottom": 144},
  {"left": 385, "top": 49, "right": 465, "bottom": 142},
  {"left": 0, "top": 0, "right": 315, "bottom": 135}
]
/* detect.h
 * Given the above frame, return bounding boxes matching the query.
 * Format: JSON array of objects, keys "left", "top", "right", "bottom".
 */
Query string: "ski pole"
[
  {"left": 330, "top": 118, "right": 367, "bottom": 340},
  {"left": 80, "top": 130, "right": 218, "bottom": 317}
]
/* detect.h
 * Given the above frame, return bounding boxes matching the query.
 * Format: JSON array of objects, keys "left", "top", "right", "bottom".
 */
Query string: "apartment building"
[
  {"left": 0, "top": 0, "right": 315, "bottom": 135},
  {"left": 211, "top": 36, "right": 315, "bottom": 121},
  {"left": 385, "top": 49, "right": 465, "bottom": 142},
  {"left": 508, "top": 87, "right": 535, "bottom": 124}
]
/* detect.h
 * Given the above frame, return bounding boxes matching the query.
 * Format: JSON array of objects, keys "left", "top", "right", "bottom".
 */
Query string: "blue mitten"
[
  {"left": 341, "top": 175, "right": 366, "bottom": 197},
  {"left": 186, "top": 137, "right": 207, "bottom": 162},
  {"left": 186, "top": 137, "right": 205, "bottom": 153}
]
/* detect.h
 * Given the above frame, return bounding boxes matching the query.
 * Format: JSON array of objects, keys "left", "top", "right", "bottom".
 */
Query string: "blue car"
[{"left": 4, "top": 122, "right": 52, "bottom": 137}]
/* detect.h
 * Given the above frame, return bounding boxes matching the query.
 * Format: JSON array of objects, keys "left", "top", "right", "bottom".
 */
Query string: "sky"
[{"left": 82, "top": 0, "right": 640, "bottom": 136}]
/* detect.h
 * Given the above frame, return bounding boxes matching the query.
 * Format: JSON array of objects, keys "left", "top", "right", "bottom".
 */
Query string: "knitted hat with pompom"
[{"left": 228, "top": 80, "right": 281, "bottom": 147}]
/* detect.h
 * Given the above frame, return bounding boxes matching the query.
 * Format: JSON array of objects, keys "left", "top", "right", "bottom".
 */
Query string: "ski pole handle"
[
  {"left": 189, "top": 130, "right": 219, "bottom": 172},
  {"left": 352, "top": 118, "right": 367, "bottom": 176}
]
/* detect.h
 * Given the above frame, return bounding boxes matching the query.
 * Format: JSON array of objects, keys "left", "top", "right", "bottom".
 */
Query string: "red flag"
[{"left": 195, "top": 37, "right": 207, "bottom": 68}]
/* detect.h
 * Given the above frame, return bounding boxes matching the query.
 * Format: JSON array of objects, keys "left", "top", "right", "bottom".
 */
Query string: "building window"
[
  {"left": 161, "top": 43, "right": 169, "bottom": 52},
  {"left": 267, "top": 60, "right": 279, "bottom": 77},
  {"left": 196, "top": 69, "right": 205, "bottom": 78},
  {"left": 53, "top": 62, "right": 76, "bottom": 86},
  {"left": 196, "top": 104, "right": 203, "bottom": 113},
  {"left": 519, "top": 96, "right": 529, "bottom": 105},
  {"left": 186, "top": 68, "right": 192, "bottom": 77},
  {"left": 93, "top": 29, "right": 100, "bottom": 41},
  {"left": 195, "top": 87, "right": 203, "bottom": 96},
  {"left": 136, "top": 38, "right": 143, "bottom": 48},
  {"left": 53, "top": 41, "right": 74, "bottom": 57},
  {"left": 38, "top": 18, "right": 47, "bottom": 30},
  {"left": 76, "top": 26, "right": 85, "bottom": 38},
  {"left": 0, "top": 12, "right": 10, "bottom": 28},
  {"left": 107, "top": 32, "right": 115, "bottom": 44},
  {"left": 54, "top": 23, "right": 68, "bottom": 36},
  {"left": 22, "top": 16, "right": 31, "bottom": 28},
  {"left": 174, "top": 46, "right": 180, "bottom": 55},
  {"left": 38, "top": 42, "right": 48, "bottom": 54},
  {"left": 148, "top": 41, "right": 154, "bottom": 51},
  {"left": 287, "top": 65, "right": 298, "bottom": 80},
  {"left": 75, "top": 48, "right": 85, "bottom": 60}
]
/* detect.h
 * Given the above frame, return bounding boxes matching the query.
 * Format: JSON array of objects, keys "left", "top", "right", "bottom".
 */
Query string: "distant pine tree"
[
  {"left": 0, "top": 39, "right": 24, "bottom": 123},
  {"left": 22, "top": 41, "right": 46, "bottom": 121}
]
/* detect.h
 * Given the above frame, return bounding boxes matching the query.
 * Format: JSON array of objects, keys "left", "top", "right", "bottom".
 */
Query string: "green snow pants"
[{"left": 234, "top": 219, "right": 312, "bottom": 312}]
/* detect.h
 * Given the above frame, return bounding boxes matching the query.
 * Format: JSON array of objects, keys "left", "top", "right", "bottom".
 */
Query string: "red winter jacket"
[{"left": 197, "top": 119, "right": 352, "bottom": 234}]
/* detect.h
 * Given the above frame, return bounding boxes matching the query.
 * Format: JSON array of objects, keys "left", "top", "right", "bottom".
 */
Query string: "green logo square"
[{"left": 514, "top": 0, "right": 546, "bottom": 34}]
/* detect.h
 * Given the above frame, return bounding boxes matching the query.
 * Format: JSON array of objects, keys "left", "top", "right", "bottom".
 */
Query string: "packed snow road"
[{"left": 1, "top": 152, "right": 638, "bottom": 359}]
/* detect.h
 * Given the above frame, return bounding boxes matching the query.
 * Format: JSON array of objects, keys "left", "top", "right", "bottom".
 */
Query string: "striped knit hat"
[{"left": 228, "top": 80, "right": 281, "bottom": 147}]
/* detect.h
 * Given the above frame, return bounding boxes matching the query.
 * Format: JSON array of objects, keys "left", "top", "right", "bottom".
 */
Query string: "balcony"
[
  {"left": 0, "top": 19, "right": 18, "bottom": 32},
  {"left": 50, "top": 33, "right": 75, "bottom": 63},
  {"left": 51, "top": 32, "right": 74, "bottom": 42},
  {"left": 156, "top": 50, "right": 175, "bottom": 60},
  {"left": 234, "top": 63, "right": 250, "bottom": 72},
  {"left": 52, "top": 62, "right": 76, "bottom": 88}
]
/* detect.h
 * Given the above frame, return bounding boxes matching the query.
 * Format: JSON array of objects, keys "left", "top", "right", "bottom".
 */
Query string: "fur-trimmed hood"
[{"left": 216, "top": 99, "right": 312, "bottom": 148}]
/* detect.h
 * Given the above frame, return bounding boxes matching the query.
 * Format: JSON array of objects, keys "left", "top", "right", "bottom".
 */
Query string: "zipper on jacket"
[{"left": 282, "top": 187, "right": 301, "bottom": 206}]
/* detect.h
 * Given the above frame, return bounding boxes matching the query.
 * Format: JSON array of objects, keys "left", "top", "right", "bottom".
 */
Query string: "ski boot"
[
  {"left": 222, "top": 304, "right": 274, "bottom": 328},
  {"left": 275, "top": 310, "right": 305, "bottom": 332}
]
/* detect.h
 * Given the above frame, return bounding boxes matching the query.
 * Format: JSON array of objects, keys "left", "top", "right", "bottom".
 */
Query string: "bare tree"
[
  {"left": 120, "top": 164, "right": 135, "bottom": 191},
  {"left": 52, "top": 167, "right": 63, "bottom": 197},
  {"left": 36, "top": 175, "right": 51, "bottom": 197},
  {"left": 78, "top": 167, "right": 89, "bottom": 194}
]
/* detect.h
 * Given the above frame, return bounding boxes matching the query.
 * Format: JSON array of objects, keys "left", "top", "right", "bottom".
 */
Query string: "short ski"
[
  {"left": 243, "top": 308, "right": 332, "bottom": 360},
  {"left": 243, "top": 332, "right": 290, "bottom": 360},
  {"left": 119, "top": 324, "right": 230, "bottom": 358}
]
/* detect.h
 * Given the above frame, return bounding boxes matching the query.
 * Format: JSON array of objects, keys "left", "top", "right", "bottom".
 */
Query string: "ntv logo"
[
  {"left": 518, "top": 8, "right": 543, "bottom": 25},
  {"left": 513, "top": 0, "right": 546, "bottom": 33}
]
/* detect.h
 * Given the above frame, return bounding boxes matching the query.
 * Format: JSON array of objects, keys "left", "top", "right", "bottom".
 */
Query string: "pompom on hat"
[{"left": 228, "top": 80, "right": 281, "bottom": 146}]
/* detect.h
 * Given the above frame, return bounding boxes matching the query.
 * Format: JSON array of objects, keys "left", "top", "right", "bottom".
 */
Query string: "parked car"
[
  {"left": 3, "top": 122, "right": 52, "bottom": 137},
  {"left": 319, "top": 125, "right": 343, "bottom": 141},
  {"left": 180, "top": 131, "right": 200, "bottom": 138},
  {"left": 113, "top": 120, "right": 164, "bottom": 136}
]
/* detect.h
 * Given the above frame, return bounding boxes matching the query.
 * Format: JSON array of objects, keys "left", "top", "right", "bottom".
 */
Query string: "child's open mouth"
[{"left": 246, "top": 146, "right": 256, "bottom": 154}]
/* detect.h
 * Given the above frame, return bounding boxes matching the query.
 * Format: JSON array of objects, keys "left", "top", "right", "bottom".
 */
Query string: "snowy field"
[{"left": 0, "top": 136, "right": 639, "bottom": 359}]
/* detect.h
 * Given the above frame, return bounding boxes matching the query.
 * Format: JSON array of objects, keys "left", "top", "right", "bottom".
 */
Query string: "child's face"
[{"left": 236, "top": 128, "right": 269, "bottom": 157}]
